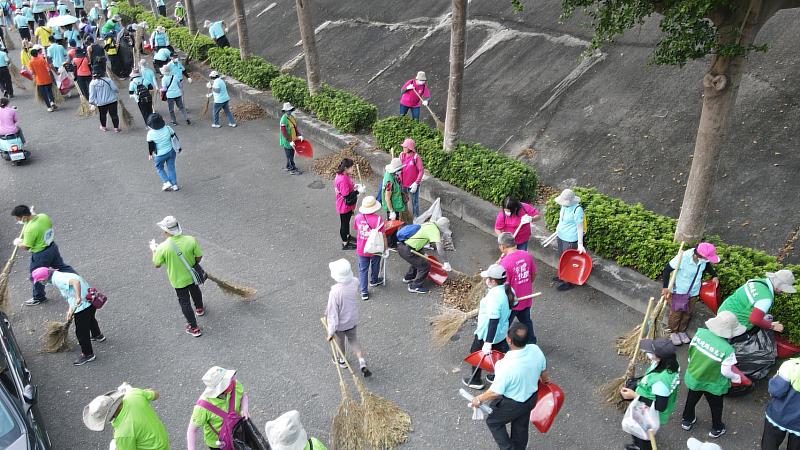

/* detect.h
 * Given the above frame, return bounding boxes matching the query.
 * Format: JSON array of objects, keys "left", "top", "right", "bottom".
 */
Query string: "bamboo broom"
[
  {"left": 597, "top": 297, "right": 655, "bottom": 404},
  {"left": 329, "top": 340, "right": 364, "bottom": 450},
  {"left": 41, "top": 313, "right": 73, "bottom": 353},
  {"left": 9, "top": 61, "right": 26, "bottom": 90},
  {"left": 0, "top": 230, "right": 24, "bottom": 314},
  {"left": 615, "top": 242, "right": 685, "bottom": 357},
  {"left": 201, "top": 88, "right": 210, "bottom": 118},
  {"left": 4, "top": 32, "right": 15, "bottom": 51},
  {"left": 323, "top": 318, "right": 411, "bottom": 449},
  {"left": 119, "top": 98, "right": 134, "bottom": 128},
  {"left": 75, "top": 90, "right": 94, "bottom": 117},
  {"left": 206, "top": 272, "right": 257, "bottom": 299}
]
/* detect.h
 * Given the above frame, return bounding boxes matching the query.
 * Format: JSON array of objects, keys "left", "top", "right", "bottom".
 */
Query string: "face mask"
[
  {"left": 418, "top": 80, "right": 425, "bottom": 85},
  {"left": 484, "top": 278, "right": 493, "bottom": 288},
  {"left": 503, "top": 210, "right": 511, "bottom": 216},
  {"left": 16, "top": 220, "right": 23, "bottom": 225},
  {"left": 646, "top": 353, "right": 659, "bottom": 362}
]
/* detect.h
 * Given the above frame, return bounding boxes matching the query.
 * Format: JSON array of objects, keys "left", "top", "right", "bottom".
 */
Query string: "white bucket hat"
[
  {"left": 264, "top": 410, "right": 308, "bottom": 450},
  {"left": 385, "top": 157, "right": 403, "bottom": 174},
  {"left": 201, "top": 366, "right": 237, "bottom": 398},
  {"left": 281, "top": 102, "right": 295, "bottom": 112},
  {"left": 329, "top": 258, "right": 353, "bottom": 283},
  {"left": 705, "top": 311, "right": 746, "bottom": 339},
  {"left": 767, "top": 269, "right": 797, "bottom": 294},
  {"left": 480, "top": 264, "right": 506, "bottom": 280},
  {"left": 209, "top": 70, "right": 220, "bottom": 78},
  {"left": 415, "top": 71, "right": 426, "bottom": 81},
  {"left": 435, "top": 216, "right": 450, "bottom": 232},
  {"left": 555, "top": 188, "right": 580, "bottom": 206},
  {"left": 156, "top": 216, "right": 182, "bottom": 236},
  {"left": 687, "top": 438, "right": 722, "bottom": 450},
  {"left": 83, "top": 389, "right": 126, "bottom": 431},
  {"left": 359, "top": 196, "right": 381, "bottom": 214},
  {"left": 203, "top": 19, "right": 211, "bottom": 28}
]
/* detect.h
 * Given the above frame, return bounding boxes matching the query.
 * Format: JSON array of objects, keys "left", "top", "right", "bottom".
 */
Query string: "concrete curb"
[{"left": 190, "top": 61, "right": 662, "bottom": 315}]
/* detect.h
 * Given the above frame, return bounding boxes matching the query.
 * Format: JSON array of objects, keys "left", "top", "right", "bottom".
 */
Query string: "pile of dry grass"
[
  {"left": 231, "top": 101, "right": 266, "bottom": 122},
  {"left": 312, "top": 144, "right": 373, "bottom": 180},
  {"left": 441, "top": 273, "right": 481, "bottom": 312}
]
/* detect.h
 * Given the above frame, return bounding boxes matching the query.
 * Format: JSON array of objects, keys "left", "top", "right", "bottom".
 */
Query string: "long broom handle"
[
  {"left": 624, "top": 297, "right": 655, "bottom": 378},
  {"left": 410, "top": 249, "right": 443, "bottom": 267},
  {"left": 411, "top": 88, "right": 441, "bottom": 122},
  {"left": 356, "top": 164, "right": 363, "bottom": 185},
  {"left": 461, "top": 292, "right": 542, "bottom": 318},
  {"left": 648, "top": 430, "right": 658, "bottom": 450},
  {"left": 321, "top": 317, "right": 359, "bottom": 378}
]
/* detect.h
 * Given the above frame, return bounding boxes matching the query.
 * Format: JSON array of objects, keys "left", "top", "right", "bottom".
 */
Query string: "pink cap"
[
  {"left": 696, "top": 243, "right": 720, "bottom": 264},
  {"left": 31, "top": 267, "right": 51, "bottom": 283},
  {"left": 401, "top": 138, "right": 416, "bottom": 152}
]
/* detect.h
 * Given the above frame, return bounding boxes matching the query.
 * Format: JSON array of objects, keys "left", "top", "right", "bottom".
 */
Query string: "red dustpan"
[
  {"left": 730, "top": 366, "right": 752, "bottom": 387},
  {"left": 776, "top": 335, "right": 800, "bottom": 359},
  {"left": 557, "top": 249, "right": 592, "bottom": 285},
  {"left": 426, "top": 255, "right": 449, "bottom": 286},
  {"left": 293, "top": 140, "right": 313, "bottom": 158},
  {"left": 699, "top": 279, "right": 720, "bottom": 313},
  {"left": 384, "top": 220, "right": 404, "bottom": 236},
  {"left": 530, "top": 381, "right": 565, "bottom": 433},
  {"left": 463, "top": 350, "right": 505, "bottom": 372}
]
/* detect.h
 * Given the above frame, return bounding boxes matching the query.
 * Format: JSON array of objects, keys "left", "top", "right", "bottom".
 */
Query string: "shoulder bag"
[{"left": 168, "top": 239, "right": 206, "bottom": 285}]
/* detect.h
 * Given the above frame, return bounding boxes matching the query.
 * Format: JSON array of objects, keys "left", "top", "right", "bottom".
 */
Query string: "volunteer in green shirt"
[
  {"left": 150, "top": 215, "right": 205, "bottom": 338},
  {"left": 279, "top": 102, "right": 303, "bottom": 175},
  {"left": 265, "top": 410, "right": 328, "bottom": 450},
  {"left": 83, "top": 383, "right": 169, "bottom": 450},
  {"left": 11, "top": 204, "right": 76, "bottom": 306},
  {"left": 396, "top": 217, "right": 451, "bottom": 294},
  {"left": 187, "top": 366, "right": 249, "bottom": 450},
  {"left": 619, "top": 339, "right": 680, "bottom": 450},
  {"left": 717, "top": 269, "right": 796, "bottom": 336},
  {"left": 681, "top": 311, "right": 743, "bottom": 439}
]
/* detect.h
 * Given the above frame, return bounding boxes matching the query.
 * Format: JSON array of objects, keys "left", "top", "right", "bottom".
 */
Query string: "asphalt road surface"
[{"left": 0, "top": 52, "right": 773, "bottom": 450}]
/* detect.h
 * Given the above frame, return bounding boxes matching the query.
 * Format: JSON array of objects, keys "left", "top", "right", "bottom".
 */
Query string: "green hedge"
[
  {"left": 543, "top": 187, "right": 800, "bottom": 345},
  {"left": 270, "top": 75, "right": 378, "bottom": 133},
  {"left": 372, "top": 116, "right": 538, "bottom": 205},
  {"left": 207, "top": 48, "right": 279, "bottom": 90},
  {"left": 168, "top": 27, "right": 216, "bottom": 61}
]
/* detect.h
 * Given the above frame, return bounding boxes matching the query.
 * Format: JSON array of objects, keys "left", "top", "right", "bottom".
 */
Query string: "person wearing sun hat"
[
  {"left": 187, "top": 366, "right": 250, "bottom": 449},
  {"left": 206, "top": 70, "right": 236, "bottom": 128},
  {"left": 204, "top": 19, "right": 229, "bottom": 48},
  {"left": 265, "top": 410, "right": 328, "bottom": 450},
  {"left": 173, "top": 1, "right": 186, "bottom": 25},
  {"left": 681, "top": 311, "right": 743, "bottom": 439},
  {"left": 662, "top": 242, "right": 721, "bottom": 346},
  {"left": 279, "top": 101, "right": 303, "bottom": 174},
  {"left": 353, "top": 195, "right": 387, "bottom": 300},
  {"left": 150, "top": 215, "right": 205, "bottom": 337},
  {"left": 553, "top": 188, "right": 585, "bottom": 291},
  {"left": 398, "top": 70, "right": 430, "bottom": 121},
  {"left": 761, "top": 357, "right": 800, "bottom": 450},
  {"left": 398, "top": 137, "right": 425, "bottom": 217},
  {"left": 149, "top": 25, "right": 169, "bottom": 53},
  {"left": 398, "top": 217, "right": 451, "bottom": 294},
  {"left": 84, "top": 383, "right": 169, "bottom": 449},
  {"left": 325, "top": 258, "right": 372, "bottom": 376},
  {"left": 717, "top": 269, "right": 796, "bottom": 338},
  {"left": 381, "top": 156, "right": 408, "bottom": 229}
]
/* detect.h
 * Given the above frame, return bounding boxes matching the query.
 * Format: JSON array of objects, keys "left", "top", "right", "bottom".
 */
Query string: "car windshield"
[{"left": 0, "top": 388, "right": 22, "bottom": 447}]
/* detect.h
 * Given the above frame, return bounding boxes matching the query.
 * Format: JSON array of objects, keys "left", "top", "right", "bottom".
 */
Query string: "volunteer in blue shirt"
[
  {"left": 21, "top": 2, "right": 34, "bottom": 30},
  {"left": 72, "top": 0, "right": 85, "bottom": 17},
  {"left": 470, "top": 322, "right": 550, "bottom": 450},
  {"left": 166, "top": 53, "right": 188, "bottom": 82},
  {"left": 149, "top": 25, "right": 170, "bottom": 52},
  {"left": 463, "top": 264, "right": 513, "bottom": 390},
  {"left": 128, "top": 68, "right": 153, "bottom": 121},
  {"left": 46, "top": 36, "right": 67, "bottom": 68},
  {"left": 155, "top": 0, "right": 165, "bottom": 16},
  {"left": 138, "top": 58, "right": 158, "bottom": 90},
  {"left": 0, "top": 46, "right": 12, "bottom": 98},
  {"left": 56, "top": 0, "right": 68, "bottom": 16},
  {"left": 31, "top": 0, "right": 46, "bottom": 26},
  {"left": 553, "top": 188, "right": 585, "bottom": 291},
  {"left": 146, "top": 112, "right": 179, "bottom": 191},
  {"left": 14, "top": 10, "right": 31, "bottom": 42},
  {"left": 206, "top": 70, "right": 236, "bottom": 128},
  {"left": 204, "top": 19, "right": 229, "bottom": 48},
  {"left": 160, "top": 64, "right": 189, "bottom": 125},
  {"left": 63, "top": 25, "right": 80, "bottom": 48},
  {"left": 152, "top": 46, "right": 170, "bottom": 72}
]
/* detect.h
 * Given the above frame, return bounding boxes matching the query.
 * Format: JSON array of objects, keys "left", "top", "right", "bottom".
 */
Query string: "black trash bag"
[
  {"left": 233, "top": 417, "right": 271, "bottom": 450},
  {"left": 730, "top": 328, "right": 777, "bottom": 381}
]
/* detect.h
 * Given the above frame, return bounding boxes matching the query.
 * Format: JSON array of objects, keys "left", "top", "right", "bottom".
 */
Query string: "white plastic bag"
[
  {"left": 364, "top": 219, "right": 385, "bottom": 254},
  {"left": 621, "top": 397, "right": 660, "bottom": 440}
]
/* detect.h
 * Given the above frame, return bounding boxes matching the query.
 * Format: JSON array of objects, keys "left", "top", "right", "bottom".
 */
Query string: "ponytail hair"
[
  {"left": 494, "top": 276, "right": 515, "bottom": 308},
  {"left": 336, "top": 158, "right": 354, "bottom": 174}
]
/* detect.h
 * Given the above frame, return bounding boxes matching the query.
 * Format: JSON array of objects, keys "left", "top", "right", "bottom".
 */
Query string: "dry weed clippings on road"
[
  {"left": 231, "top": 101, "right": 267, "bottom": 122},
  {"left": 312, "top": 145, "right": 374, "bottom": 180},
  {"left": 441, "top": 274, "right": 480, "bottom": 312}
]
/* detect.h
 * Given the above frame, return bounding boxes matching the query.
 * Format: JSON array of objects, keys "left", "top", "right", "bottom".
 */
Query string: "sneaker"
[
  {"left": 186, "top": 119, "right": 191, "bottom": 125},
  {"left": 708, "top": 426, "right": 726, "bottom": 439},
  {"left": 402, "top": 276, "right": 414, "bottom": 284},
  {"left": 462, "top": 377, "right": 485, "bottom": 390},
  {"left": 335, "top": 357, "right": 347, "bottom": 369},
  {"left": 171, "top": 121, "right": 178, "bottom": 125},
  {"left": 72, "top": 354, "right": 96, "bottom": 365},
  {"left": 24, "top": 297, "right": 47, "bottom": 306},
  {"left": 361, "top": 292, "right": 369, "bottom": 301},
  {"left": 228, "top": 123, "right": 237, "bottom": 127},
  {"left": 361, "top": 367, "right": 372, "bottom": 378},
  {"left": 408, "top": 285, "right": 429, "bottom": 294},
  {"left": 211, "top": 124, "right": 221, "bottom": 128},
  {"left": 46, "top": 107, "right": 53, "bottom": 112},
  {"left": 681, "top": 417, "right": 697, "bottom": 431},
  {"left": 161, "top": 182, "right": 172, "bottom": 191},
  {"left": 551, "top": 276, "right": 561, "bottom": 281},
  {"left": 290, "top": 170, "right": 302, "bottom": 175},
  {"left": 369, "top": 278, "right": 384, "bottom": 287},
  {"left": 170, "top": 185, "right": 180, "bottom": 191},
  {"left": 51, "top": 104, "right": 57, "bottom": 110},
  {"left": 113, "top": 128, "right": 120, "bottom": 133},
  {"left": 90, "top": 334, "right": 106, "bottom": 342},
  {"left": 556, "top": 282, "right": 574, "bottom": 291},
  {"left": 679, "top": 332, "right": 691, "bottom": 344},
  {"left": 486, "top": 374, "right": 495, "bottom": 384},
  {"left": 185, "top": 325, "right": 202, "bottom": 337},
  {"left": 99, "top": 125, "right": 107, "bottom": 131},
  {"left": 341, "top": 242, "right": 356, "bottom": 250},
  {"left": 670, "top": 332, "right": 683, "bottom": 346},
  {"left": 195, "top": 308, "right": 205, "bottom": 316}
]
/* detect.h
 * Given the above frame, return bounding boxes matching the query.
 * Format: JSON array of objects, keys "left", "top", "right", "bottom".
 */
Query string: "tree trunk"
[
  {"left": 184, "top": 0, "right": 198, "bottom": 35},
  {"left": 295, "top": 0, "right": 321, "bottom": 95},
  {"left": 443, "top": 0, "right": 467, "bottom": 151},
  {"left": 232, "top": 0, "right": 250, "bottom": 60},
  {"left": 127, "top": 0, "right": 135, "bottom": 7},
  {"left": 674, "top": 0, "right": 766, "bottom": 243}
]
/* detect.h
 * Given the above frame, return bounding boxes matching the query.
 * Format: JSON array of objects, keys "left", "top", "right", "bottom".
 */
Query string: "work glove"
[
  {"left": 389, "top": 211, "right": 397, "bottom": 220},
  {"left": 89, "top": 104, "right": 96, "bottom": 111},
  {"left": 577, "top": 244, "right": 586, "bottom": 254},
  {"left": 187, "top": 77, "right": 192, "bottom": 83},
  {"left": 471, "top": 406, "right": 485, "bottom": 420},
  {"left": 298, "top": 135, "right": 304, "bottom": 141},
  {"left": 12, "top": 238, "right": 22, "bottom": 247},
  {"left": 521, "top": 214, "right": 532, "bottom": 224},
  {"left": 290, "top": 141, "right": 296, "bottom": 149},
  {"left": 442, "top": 262, "right": 452, "bottom": 272},
  {"left": 422, "top": 100, "right": 428, "bottom": 106},
  {"left": 410, "top": 182, "right": 418, "bottom": 193},
  {"left": 205, "top": 93, "right": 212, "bottom": 98},
  {"left": 148, "top": 239, "right": 157, "bottom": 252},
  {"left": 205, "top": 81, "right": 212, "bottom": 89},
  {"left": 771, "top": 321, "right": 785, "bottom": 333},
  {"left": 129, "top": 94, "right": 135, "bottom": 100},
  {"left": 381, "top": 250, "right": 390, "bottom": 259},
  {"left": 355, "top": 184, "right": 365, "bottom": 194},
  {"left": 405, "top": 84, "right": 414, "bottom": 91},
  {"left": 224, "top": 27, "right": 229, "bottom": 33},
  {"left": 481, "top": 342, "right": 492, "bottom": 355}
]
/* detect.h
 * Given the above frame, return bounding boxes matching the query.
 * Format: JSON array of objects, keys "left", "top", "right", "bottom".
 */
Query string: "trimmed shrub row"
[
  {"left": 207, "top": 47, "right": 279, "bottom": 90},
  {"left": 371, "top": 116, "right": 538, "bottom": 205},
  {"left": 543, "top": 187, "right": 800, "bottom": 345}
]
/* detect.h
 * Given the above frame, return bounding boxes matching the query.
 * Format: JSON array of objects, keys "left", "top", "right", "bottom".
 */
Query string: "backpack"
[
  {"left": 196, "top": 382, "right": 241, "bottom": 450},
  {"left": 135, "top": 80, "right": 151, "bottom": 103},
  {"left": 396, "top": 224, "right": 420, "bottom": 242}
]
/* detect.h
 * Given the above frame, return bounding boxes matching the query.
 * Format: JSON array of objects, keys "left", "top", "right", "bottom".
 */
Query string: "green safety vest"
[
  {"left": 381, "top": 171, "right": 405, "bottom": 213},
  {"left": 279, "top": 113, "right": 297, "bottom": 148},
  {"left": 717, "top": 279, "right": 772, "bottom": 331},
  {"left": 635, "top": 364, "right": 680, "bottom": 425},
  {"left": 685, "top": 328, "right": 734, "bottom": 396}
]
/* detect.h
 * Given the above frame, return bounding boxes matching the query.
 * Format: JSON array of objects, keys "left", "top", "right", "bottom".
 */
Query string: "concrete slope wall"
[{"left": 189, "top": 0, "right": 800, "bottom": 259}]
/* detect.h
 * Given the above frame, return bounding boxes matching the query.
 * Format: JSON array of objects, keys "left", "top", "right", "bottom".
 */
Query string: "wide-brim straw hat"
[
  {"left": 156, "top": 215, "right": 182, "bottom": 235},
  {"left": 83, "top": 389, "right": 125, "bottom": 431},
  {"left": 767, "top": 269, "right": 797, "bottom": 294},
  {"left": 281, "top": 102, "right": 294, "bottom": 112},
  {"left": 555, "top": 188, "right": 580, "bottom": 206},
  {"left": 201, "top": 366, "right": 236, "bottom": 398},
  {"left": 359, "top": 196, "right": 381, "bottom": 214},
  {"left": 705, "top": 311, "right": 746, "bottom": 339},
  {"left": 415, "top": 71, "right": 426, "bottom": 81},
  {"left": 265, "top": 410, "right": 308, "bottom": 450},
  {"left": 385, "top": 157, "right": 403, "bottom": 174}
]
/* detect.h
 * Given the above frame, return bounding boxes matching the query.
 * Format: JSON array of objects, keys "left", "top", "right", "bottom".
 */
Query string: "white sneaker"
[
  {"left": 228, "top": 123, "right": 237, "bottom": 127},
  {"left": 170, "top": 185, "right": 180, "bottom": 191},
  {"left": 211, "top": 124, "right": 221, "bottom": 128},
  {"left": 161, "top": 182, "right": 172, "bottom": 191}
]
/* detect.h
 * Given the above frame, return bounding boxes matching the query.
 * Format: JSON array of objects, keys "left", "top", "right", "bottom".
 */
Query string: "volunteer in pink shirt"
[
  {"left": 494, "top": 197, "right": 540, "bottom": 251},
  {"left": 0, "top": 98, "right": 24, "bottom": 142},
  {"left": 353, "top": 196, "right": 388, "bottom": 301},
  {"left": 498, "top": 232, "right": 538, "bottom": 344},
  {"left": 399, "top": 71, "right": 430, "bottom": 121},
  {"left": 399, "top": 138, "right": 424, "bottom": 217},
  {"left": 334, "top": 158, "right": 365, "bottom": 251}
]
